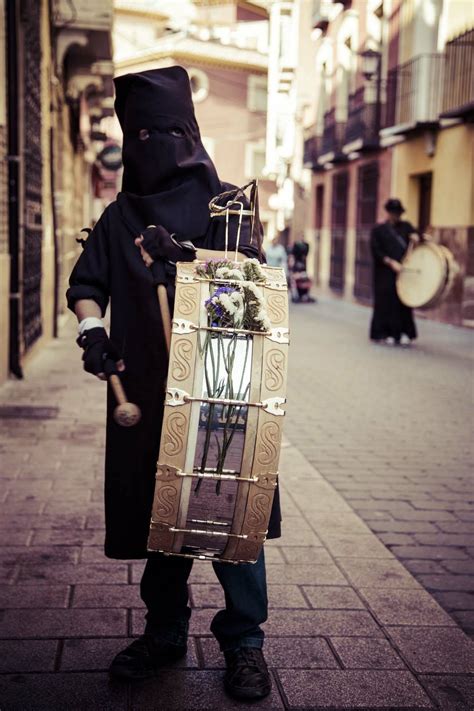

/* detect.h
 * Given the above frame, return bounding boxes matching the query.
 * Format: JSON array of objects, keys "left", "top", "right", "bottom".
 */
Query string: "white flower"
[
  {"left": 242, "top": 258, "right": 265, "bottom": 282},
  {"left": 216, "top": 267, "right": 244, "bottom": 281},
  {"left": 217, "top": 293, "right": 237, "bottom": 315},
  {"left": 229, "top": 292, "right": 245, "bottom": 326},
  {"left": 229, "top": 291, "right": 244, "bottom": 308},
  {"left": 245, "top": 282, "right": 265, "bottom": 304},
  {"left": 254, "top": 309, "right": 271, "bottom": 331}
]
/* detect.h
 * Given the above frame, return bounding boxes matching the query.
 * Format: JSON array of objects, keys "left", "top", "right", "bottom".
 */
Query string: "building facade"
[
  {"left": 304, "top": 0, "right": 474, "bottom": 326},
  {"left": 265, "top": 0, "right": 317, "bottom": 245},
  {"left": 114, "top": 0, "right": 278, "bottom": 240},
  {"left": 0, "top": 0, "right": 116, "bottom": 385}
]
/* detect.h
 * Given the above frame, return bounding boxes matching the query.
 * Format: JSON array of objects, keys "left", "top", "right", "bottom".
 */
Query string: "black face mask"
[{"left": 114, "top": 67, "right": 222, "bottom": 237}]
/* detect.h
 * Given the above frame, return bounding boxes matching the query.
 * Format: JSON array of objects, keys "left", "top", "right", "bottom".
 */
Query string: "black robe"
[
  {"left": 66, "top": 190, "right": 282, "bottom": 559},
  {"left": 370, "top": 220, "right": 417, "bottom": 341},
  {"left": 67, "top": 67, "right": 281, "bottom": 559}
]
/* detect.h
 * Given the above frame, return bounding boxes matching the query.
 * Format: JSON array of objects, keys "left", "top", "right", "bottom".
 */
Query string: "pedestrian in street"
[
  {"left": 66, "top": 67, "right": 280, "bottom": 701},
  {"left": 370, "top": 198, "right": 419, "bottom": 345},
  {"left": 265, "top": 234, "right": 288, "bottom": 276},
  {"left": 289, "top": 239, "right": 315, "bottom": 303}
]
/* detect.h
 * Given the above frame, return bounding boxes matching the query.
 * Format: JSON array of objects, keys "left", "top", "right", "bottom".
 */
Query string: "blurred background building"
[
  {"left": 1, "top": 0, "right": 473, "bottom": 387},
  {"left": 113, "top": 0, "right": 277, "bottom": 236},
  {"left": 303, "top": 0, "right": 474, "bottom": 326},
  {"left": 0, "top": 0, "right": 116, "bottom": 385}
]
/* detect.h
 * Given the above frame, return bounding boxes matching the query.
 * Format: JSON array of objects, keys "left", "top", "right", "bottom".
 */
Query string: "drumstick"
[
  {"left": 144, "top": 225, "right": 172, "bottom": 354},
  {"left": 104, "top": 360, "right": 142, "bottom": 427},
  {"left": 151, "top": 259, "right": 172, "bottom": 354}
]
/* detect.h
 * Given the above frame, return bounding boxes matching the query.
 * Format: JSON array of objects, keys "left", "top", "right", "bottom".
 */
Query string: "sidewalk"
[{"left": 0, "top": 315, "right": 473, "bottom": 710}]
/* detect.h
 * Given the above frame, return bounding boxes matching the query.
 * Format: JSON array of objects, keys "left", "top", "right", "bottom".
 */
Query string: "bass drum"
[{"left": 397, "top": 242, "right": 457, "bottom": 310}]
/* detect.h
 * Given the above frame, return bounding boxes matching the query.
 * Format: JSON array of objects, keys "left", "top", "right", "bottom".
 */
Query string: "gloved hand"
[
  {"left": 134, "top": 224, "right": 197, "bottom": 265},
  {"left": 76, "top": 327, "right": 125, "bottom": 380}
]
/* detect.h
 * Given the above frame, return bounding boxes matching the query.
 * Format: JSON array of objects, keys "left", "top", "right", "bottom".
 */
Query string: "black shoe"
[
  {"left": 224, "top": 647, "right": 272, "bottom": 700},
  {"left": 109, "top": 634, "right": 187, "bottom": 680}
]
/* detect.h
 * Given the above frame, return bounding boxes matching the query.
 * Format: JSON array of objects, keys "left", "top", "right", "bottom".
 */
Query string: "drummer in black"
[{"left": 370, "top": 198, "right": 419, "bottom": 345}]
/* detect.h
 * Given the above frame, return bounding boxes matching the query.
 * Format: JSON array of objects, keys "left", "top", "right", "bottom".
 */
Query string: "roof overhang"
[{"left": 115, "top": 37, "right": 267, "bottom": 74}]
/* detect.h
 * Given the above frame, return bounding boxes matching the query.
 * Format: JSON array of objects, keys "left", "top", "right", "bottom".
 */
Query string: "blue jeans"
[{"left": 140, "top": 549, "right": 268, "bottom": 652}]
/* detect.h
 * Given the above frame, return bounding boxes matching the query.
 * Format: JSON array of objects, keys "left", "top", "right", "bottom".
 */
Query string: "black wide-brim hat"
[{"left": 384, "top": 198, "right": 405, "bottom": 214}]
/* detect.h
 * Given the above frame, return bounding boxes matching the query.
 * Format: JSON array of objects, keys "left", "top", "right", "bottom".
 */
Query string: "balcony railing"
[
  {"left": 384, "top": 54, "right": 444, "bottom": 131},
  {"left": 441, "top": 29, "right": 474, "bottom": 118},
  {"left": 320, "top": 108, "right": 347, "bottom": 161},
  {"left": 344, "top": 87, "right": 380, "bottom": 150},
  {"left": 303, "top": 134, "right": 321, "bottom": 169}
]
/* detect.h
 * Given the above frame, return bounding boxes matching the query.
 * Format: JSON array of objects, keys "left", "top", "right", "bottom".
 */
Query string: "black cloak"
[
  {"left": 370, "top": 220, "right": 417, "bottom": 342},
  {"left": 67, "top": 67, "right": 281, "bottom": 559}
]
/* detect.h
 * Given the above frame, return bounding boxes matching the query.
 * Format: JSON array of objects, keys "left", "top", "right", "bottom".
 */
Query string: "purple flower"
[{"left": 213, "top": 285, "right": 236, "bottom": 297}]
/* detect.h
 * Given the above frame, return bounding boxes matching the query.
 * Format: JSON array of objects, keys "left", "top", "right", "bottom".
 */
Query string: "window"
[
  {"left": 416, "top": 172, "right": 432, "bottom": 235},
  {"left": 247, "top": 75, "right": 268, "bottom": 112},
  {"left": 245, "top": 140, "right": 266, "bottom": 179}
]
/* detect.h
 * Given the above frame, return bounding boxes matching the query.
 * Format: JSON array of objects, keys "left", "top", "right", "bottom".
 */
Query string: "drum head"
[{"left": 397, "top": 243, "right": 448, "bottom": 309}]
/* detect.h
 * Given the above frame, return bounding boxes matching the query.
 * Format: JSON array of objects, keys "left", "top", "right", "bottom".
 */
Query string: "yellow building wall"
[
  {"left": 442, "top": 0, "right": 474, "bottom": 41},
  {"left": 391, "top": 123, "right": 474, "bottom": 229},
  {"left": 392, "top": 122, "right": 474, "bottom": 325}
]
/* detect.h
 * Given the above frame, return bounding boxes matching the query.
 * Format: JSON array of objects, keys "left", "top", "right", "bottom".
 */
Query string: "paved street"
[
  {"left": 0, "top": 301, "right": 473, "bottom": 710},
  {"left": 286, "top": 297, "right": 474, "bottom": 637}
]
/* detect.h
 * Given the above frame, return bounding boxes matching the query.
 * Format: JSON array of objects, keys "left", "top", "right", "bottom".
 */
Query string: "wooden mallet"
[
  {"left": 104, "top": 360, "right": 142, "bottom": 427},
  {"left": 141, "top": 224, "right": 171, "bottom": 354},
  {"left": 151, "top": 258, "right": 172, "bottom": 354}
]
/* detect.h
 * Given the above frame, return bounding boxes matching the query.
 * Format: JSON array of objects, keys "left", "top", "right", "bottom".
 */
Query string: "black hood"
[{"left": 113, "top": 66, "right": 222, "bottom": 238}]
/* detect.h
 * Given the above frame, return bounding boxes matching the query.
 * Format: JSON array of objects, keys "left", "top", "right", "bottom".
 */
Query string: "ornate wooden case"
[{"left": 147, "top": 261, "right": 289, "bottom": 563}]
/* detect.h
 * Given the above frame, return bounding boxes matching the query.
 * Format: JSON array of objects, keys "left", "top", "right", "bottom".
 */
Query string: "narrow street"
[
  {"left": 0, "top": 299, "right": 473, "bottom": 709},
  {"left": 286, "top": 297, "right": 474, "bottom": 636}
]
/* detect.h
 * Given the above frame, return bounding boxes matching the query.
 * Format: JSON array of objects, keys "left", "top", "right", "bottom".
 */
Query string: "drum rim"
[{"left": 397, "top": 241, "right": 449, "bottom": 310}]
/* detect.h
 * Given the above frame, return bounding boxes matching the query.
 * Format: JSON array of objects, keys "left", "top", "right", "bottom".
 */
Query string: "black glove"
[
  {"left": 76, "top": 327, "right": 123, "bottom": 377},
  {"left": 140, "top": 225, "right": 197, "bottom": 263}
]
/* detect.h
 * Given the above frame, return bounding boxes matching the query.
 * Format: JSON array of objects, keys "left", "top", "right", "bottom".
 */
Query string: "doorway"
[
  {"left": 329, "top": 171, "right": 348, "bottom": 292},
  {"left": 417, "top": 172, "right": 432, "bottom": 236}
]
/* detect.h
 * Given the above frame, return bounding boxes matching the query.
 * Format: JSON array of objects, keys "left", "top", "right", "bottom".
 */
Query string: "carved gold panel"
[{"left": 148, "top": 261, "right": 289, "bottom": 563}]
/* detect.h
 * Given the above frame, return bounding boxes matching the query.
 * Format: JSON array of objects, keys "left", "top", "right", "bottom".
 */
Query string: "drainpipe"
[
  {"left": 48, "top": 0, "right": 62, "bottom": 338},
  {"left": 6, "top": 0, "right": 23, "bottom": 379},
  {"left": 49, "top": 125, "right": 59, "bottom": 338}
]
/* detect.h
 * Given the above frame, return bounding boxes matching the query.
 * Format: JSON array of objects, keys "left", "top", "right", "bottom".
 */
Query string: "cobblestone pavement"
[
  {"left": 0, "top": 311, "right": 473, "bottom": 709},
  {"left": 285, "top": 296, "right": 474, "bottom": 638}
]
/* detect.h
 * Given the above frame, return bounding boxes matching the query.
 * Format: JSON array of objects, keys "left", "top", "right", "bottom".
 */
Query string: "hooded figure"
[
  {"left": 67, "top": 66, "right": 280, "bottom": 561},
  {"left": 115, "top": 66, "right": 222, "bottom": 237},
  {"left": 67, "top": 67, "right": 279, "bottom": 698}
]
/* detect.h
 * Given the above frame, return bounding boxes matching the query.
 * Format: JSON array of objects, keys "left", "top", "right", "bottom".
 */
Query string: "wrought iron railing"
[
  {"left": 344, "top": 87, "right": 380, "bottom": 147},
  {"left": 303, "top": 134, "right": 321, "bottom": 168},
  {"left": 321, "top": 108, "right": 347, "bottom": 158},
  {"left": 384, "top": 53, "right": 444, "bottom": 128},
  {"left": 442, "top": 29, "right": 474, "bottom": 117}
]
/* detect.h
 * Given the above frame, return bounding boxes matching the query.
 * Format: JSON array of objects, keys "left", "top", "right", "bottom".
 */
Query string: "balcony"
[
  {"left": 52, "top": 0, "right": 113, "bottom": 31},
  {"left": 343, "top": 87, "right": 380, "bottom": 153},
  {"left": 440, "top": 29, "right": 474, "bottom": 118},
  {"left": 312, "top": 0, "right": 332, "bottom": 32},
  {"left": 318, "top": 108, "right": 348, "bottom": 165},
  {"left": 382, "top": 53, "right": 444, "bottom": 135},
  {"left": 303, "top": 134, "right": 323, "bottom": 171}
]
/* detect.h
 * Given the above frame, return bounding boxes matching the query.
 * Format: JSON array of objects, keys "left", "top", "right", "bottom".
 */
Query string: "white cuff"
[{"left": 78, "top": 317, "right": 104, "bottom": 335}]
